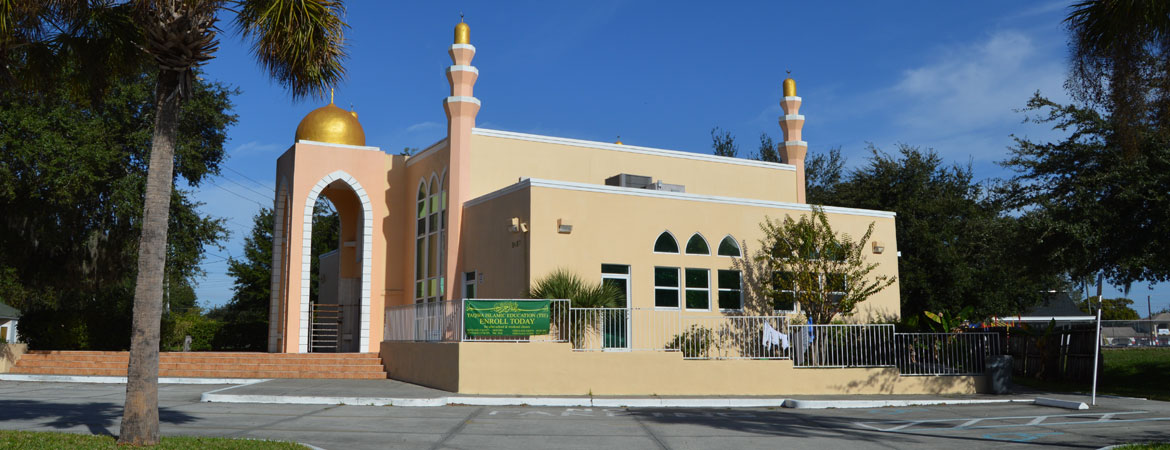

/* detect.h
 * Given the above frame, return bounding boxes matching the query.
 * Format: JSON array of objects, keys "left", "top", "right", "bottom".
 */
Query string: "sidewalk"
[{"left": 199, "top": 377, "right": 1045, "bottom": 409}]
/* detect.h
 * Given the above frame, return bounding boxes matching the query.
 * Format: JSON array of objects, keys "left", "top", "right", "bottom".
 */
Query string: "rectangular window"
[
  {"left": 654, "top": 267, "right": 679, "bottom": 308},
  {"left": 601, "top": 264, "right": 630, "bottom": 274},
  {"left": 717, "top": 270, "right": 742, "bottom": 310},
  {"left": 772, "top": 271, "right": 797, "bottom": 312},
  {"left": 685, "top": 268, "right": 710, "bottom": 310},
  {"left": 825, "top": 273, "right": 846, "bottom": 303},
  {"left": 464, "top": 271, "right": 477, "bottom": 299}
]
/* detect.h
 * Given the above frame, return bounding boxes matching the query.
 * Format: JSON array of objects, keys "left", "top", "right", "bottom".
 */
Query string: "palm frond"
[{"left": 233, "top": 0, "right": 348, "bottom": 101}]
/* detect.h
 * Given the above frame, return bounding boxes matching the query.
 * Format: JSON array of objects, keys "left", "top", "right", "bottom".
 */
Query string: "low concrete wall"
[
  {"left": 380, "top": 341, "right": 459, "bottom": 392},
  {"left": 0, "top": 343, "right": 28, "bottom": 373},
  {"left": 380, "top": 341, "right": 984, "bottom": 396}
]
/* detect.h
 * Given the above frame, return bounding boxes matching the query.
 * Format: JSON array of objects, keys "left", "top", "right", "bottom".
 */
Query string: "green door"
[{"left": 601, "top": 276, "right": 630, "bottom": 349}]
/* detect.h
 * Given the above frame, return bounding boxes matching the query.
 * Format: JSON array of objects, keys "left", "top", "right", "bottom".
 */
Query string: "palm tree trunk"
[{"left": 119, "top": 69, "right": 182, "bottom": 446}]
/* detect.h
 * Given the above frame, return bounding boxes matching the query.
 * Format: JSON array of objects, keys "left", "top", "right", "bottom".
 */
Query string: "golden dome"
[
  {"left": 454, "top": 21, "right": 470, "bottom": 44},
  {"left": 294, "top": 98, "right": 366, "bottom": 146},
  {"left": 783, "top": 77, "right": 797, "bottom": 97}
]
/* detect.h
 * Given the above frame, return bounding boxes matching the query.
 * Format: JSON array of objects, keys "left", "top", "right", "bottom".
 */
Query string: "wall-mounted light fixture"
[
  {"left": 508, "top": 217, "right": 520, "bottom": 233},
  {"left": 557, "top": 218, "right": 573, "bottom": 234},
  {"left": 871, "top": 241, "right": 885, "bottom": 254}
]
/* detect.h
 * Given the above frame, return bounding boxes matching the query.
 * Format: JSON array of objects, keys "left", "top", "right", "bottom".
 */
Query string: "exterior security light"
[
  {"left": 872, "top": 241, "right": 885, "bottom": 254},
  {"left": 557, "top": 218, "right": 572, "bottom": 234}
]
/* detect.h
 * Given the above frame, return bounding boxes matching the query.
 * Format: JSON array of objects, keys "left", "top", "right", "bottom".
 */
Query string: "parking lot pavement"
[{"left": 1, "top": 381, "right": 1169, "bottom": 449}]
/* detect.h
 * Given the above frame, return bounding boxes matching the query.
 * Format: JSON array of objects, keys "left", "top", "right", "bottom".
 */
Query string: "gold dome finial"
[
  {"left": 455, "top": 15, "right": 470, "bottom": 44},
  {"left": 615, "top": 135, "right": 623, "bottom": 145},
  {"left": 295, "top": 93, "right": 366, "bottom": 146},
  {"left": 782, "top": 71, "right": 796, "bottom": 97}
]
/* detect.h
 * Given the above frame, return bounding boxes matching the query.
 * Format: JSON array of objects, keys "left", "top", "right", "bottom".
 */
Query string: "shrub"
[{"left": 666, "top": 325, "right": 714, "bottom": 358}]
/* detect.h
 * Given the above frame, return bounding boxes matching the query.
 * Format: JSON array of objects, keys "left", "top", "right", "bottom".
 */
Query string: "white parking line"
[{"left": 855, "top": 411, "right": 1170, "bottom": 433}]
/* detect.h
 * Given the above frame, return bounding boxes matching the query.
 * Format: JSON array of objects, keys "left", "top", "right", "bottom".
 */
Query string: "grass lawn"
[
  {"left": 1014, "top": 347, "right": 1170, "bottom": 401},
  {"left": 1112, "top": 444, "right": 1170, "bottom": 450},
  {"left": 0, "top": 430, "right": 307, "bottom": 449}
]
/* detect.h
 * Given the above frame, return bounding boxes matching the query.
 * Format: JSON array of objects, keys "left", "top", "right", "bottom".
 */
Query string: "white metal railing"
[
  {"left": 790, "top": 324, "right": 896, "bottom": 368},
  {"left": 895, "top": 332, "right": 1001, "bottom": 376},
  {"left": 568, "top": 308, "right": 790, "bottom": 359},
  {"left": 568, "top": 307, "right": 683, "bottom": 352},
  {"left": 384, "top": 300, "right": 463, "bottom": 342},
  {"left": 675, "top": 316, "right": 791, "bottom": 359}
]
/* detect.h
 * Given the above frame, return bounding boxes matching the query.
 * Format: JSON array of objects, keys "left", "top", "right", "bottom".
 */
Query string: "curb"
[
  {"left": 1035, "top": 397, "right": 1089, "bottom": 410},
  {"left": 0, "top": 374, "right": 267, "bottom": 385},
  {"left": 782, "top": 398, "right": 1030, "bottom": 409}
]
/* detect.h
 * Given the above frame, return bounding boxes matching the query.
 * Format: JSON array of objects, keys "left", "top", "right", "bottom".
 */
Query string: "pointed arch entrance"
[{"left": 299, "top": 170, "right": 373, "bottom": 353}]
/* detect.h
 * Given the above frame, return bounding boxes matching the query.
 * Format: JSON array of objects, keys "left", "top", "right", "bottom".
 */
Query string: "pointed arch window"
[
  {"left": 654, "top": 231, "right": 679, "bottom": 253},
  {"left": 685, "top": 233, "right": 710, "bottom": 255},
  {"left": 414, "top": 173, "right": 447, "bottom": 303},
  {"left": 717, "top": 235, "right": 742, "bottom": 257}
]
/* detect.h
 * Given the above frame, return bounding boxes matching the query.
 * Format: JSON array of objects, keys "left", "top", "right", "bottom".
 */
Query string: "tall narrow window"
[
  {"left": 684, "top": 268, "right": 710, "bottom": 310},
  {"left": 772, "top": 271, "right": 797, "bottom": 312},
  {"left": 717, "top": 235, "right": 741, "bottom": 257},
  {"left": 654, "top": 267, "right": 680, "bottom": 308},
  {"left": 718, "top": 270, "right": 742, "bottom": 310},
  {"left": 464, "top": 271, "right": 477, "bottom": 299},
  {"left": 685, "top": 233, "right": 710, "bottom": 255},
  {"left": 414, "top": 180, "right": 428, "bottom": 303},
  {"left": 654, "top": 231, "right": 679, "bottom": 253}
]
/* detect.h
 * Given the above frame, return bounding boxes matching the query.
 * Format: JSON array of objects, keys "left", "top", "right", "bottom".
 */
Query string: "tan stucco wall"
[
  {"left": 468, "top": 133, "right": 799, "bottom": 203},
  {"left": 460, "top": 184, "right": 900, "bottom": 322},
  {"left": 380, "top": 341, "right": 459, "bottom": 391},
  {"left": 380, "top": 342, "right": 982, "bottom": 396},
  {"left": 461, "top": 189, "right": 531, "bottom": 299},
  {"left": 0, "top": 343, "right": 27, "bottom": 373}
]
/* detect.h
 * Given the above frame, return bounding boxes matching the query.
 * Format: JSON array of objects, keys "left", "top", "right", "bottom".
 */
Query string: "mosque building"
[{"left": 266, "top": 20, "right": 927, "bottom": 395}]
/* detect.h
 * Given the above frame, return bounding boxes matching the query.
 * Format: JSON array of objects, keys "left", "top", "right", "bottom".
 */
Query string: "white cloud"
[
  {"left": 231, "top": 141, "right": 281, "bottom": 155},
  {"left": 875, "top": 30, "right": 1069, "bottom": 162},
  {"left": 405, "top": 121, "right": 441, "bottom": 133}
]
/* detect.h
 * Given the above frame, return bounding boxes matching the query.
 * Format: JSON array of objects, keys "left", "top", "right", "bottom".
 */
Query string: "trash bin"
[{"left": 986, "top": 355, "right": 1013, "bottom": 394}]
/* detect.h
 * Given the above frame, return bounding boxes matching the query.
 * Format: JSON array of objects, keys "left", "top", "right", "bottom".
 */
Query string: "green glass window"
[
  {"left": 685, "top": 234, "right": 709, "bottom": 255},
  {"left": 654, "top": 267, "right": 679, "bottom": 308},
  {"left": 717, "top": 270, "right": 742, "bottom": 310},
  {"left": 685, "top": 268, "right": 709, "bottom": 310},
  {"left": 771, "top": 271, "right": 797, "bottom": 311},
  {"left": 654, "top": 232, "right": 679, "bottom": 253},
  {"left": 601, "top": 264, "right": 629, "bottom": 274},
  {"left": 717, "top": 236, "right": 741, "bottom": 257}
]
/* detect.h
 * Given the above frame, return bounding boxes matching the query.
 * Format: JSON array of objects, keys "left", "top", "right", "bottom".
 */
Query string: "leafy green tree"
[
  {"left": 805, "top": 147, "right": 845, "bottom": 204},
  {"left": 755, "top": 133, "right": 780, "bottom": 163},
  {"left": 211, "top": 208, "right": 274, "bottom": 351},
  {"left": 1002, "top": 94, "right": 1170, "bottom": 287},
  {"left": 710, "top": 126, "right": 739, "bottom": 157},
  {"left": 756, "top": 206, "right": 896, "bottom": 324},
  {"left": 0, "top": 68, "right": 231, "bottom": 350},
  {"left": 1077, "top": 297, "right": 1141, "bottom": 320},
  {"left": 3, "top": 1, "right": 348, "bottom": 444},
  {"left": 826, "top": 145, "right": 1060, "bottom": 318},
  {"left": 1065, "top": 0, "right": 1170, "bottom": 158}
]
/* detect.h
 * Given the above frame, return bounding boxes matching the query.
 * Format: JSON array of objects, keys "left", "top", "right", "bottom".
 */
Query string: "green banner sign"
[{"left": 464, "top": 300, "right": 551, "bottom": 336}]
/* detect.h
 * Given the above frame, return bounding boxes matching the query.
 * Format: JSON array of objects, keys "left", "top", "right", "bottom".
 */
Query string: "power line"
[
  {"left": 220, "top": 175, "right": 275, "bottom": 202},
  {"left": 207, "top": 181, "right": 266, "bottom": 208},
  {"left": 224, "top": 166, "right": 275, "bottom": 193}
]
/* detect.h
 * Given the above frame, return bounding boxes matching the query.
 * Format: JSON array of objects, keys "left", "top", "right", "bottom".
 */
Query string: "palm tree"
[
  {"left": 1, "top": 1, "right": 348, "bottom": 445},
  {"left": 1065, "top": 0, "right": 1170, "bottom": 154}
]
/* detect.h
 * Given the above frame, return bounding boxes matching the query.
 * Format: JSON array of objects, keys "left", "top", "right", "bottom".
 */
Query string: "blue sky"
[{"left": 190, "top": 0, "right": 1169, "bottom": 315}]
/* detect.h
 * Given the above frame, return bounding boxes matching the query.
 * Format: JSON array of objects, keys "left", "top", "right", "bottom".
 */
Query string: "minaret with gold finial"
[
  {"left": 443, "top": 15, "right": 480, "bottom": 300},
  {"left": 778, "top": 74, "right": 808, "bottom": 203}
]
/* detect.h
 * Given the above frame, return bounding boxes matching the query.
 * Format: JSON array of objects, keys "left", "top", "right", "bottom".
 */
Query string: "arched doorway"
[{"left": 299, "top": 171, "right": 373, "bottom": 353}]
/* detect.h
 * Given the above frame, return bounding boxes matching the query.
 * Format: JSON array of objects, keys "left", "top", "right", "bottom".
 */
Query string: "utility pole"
[{"left": 1149, "top": 295, "right": 1153, "bottom": 319}]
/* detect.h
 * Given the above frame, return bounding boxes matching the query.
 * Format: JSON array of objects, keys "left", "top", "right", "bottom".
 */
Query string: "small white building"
[{"left": 0, "top": 302, "right": 19, "bottom": 344}]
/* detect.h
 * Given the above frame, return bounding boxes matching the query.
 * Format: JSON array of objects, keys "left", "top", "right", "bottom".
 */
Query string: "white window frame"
[
  {"left": 463, "top": 271, "right": 477, "bottom": 299},
  {"left": 717, "top": 269, "right": 743, "bottom": 312},
  {"left": 653, "top": 230, "right": 681, "bottom": 254},
  {"left": 684, "top": 268, "right": 711, "bottom": 311},
  {"left": 684, "top": 233, "right": 710, "bottom": 255},
  {"left": 717, "top": 234, "right": 742, "bottom": 258},
  {"left": 653, "top": 266, "right": 681, "bottom": 309}
]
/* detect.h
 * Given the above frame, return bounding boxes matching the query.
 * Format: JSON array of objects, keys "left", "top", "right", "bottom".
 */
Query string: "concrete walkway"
[{"left": 199, "top": 378, "right": 1046, "bottom": 409}]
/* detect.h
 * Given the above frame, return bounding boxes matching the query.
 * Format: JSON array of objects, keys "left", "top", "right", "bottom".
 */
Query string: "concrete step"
[
  {"left": 10, "top": 366, "right": 387, "bottom": 379},
  {"left": 13, "top": 361, "right": 385, "bottom": 373}
]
